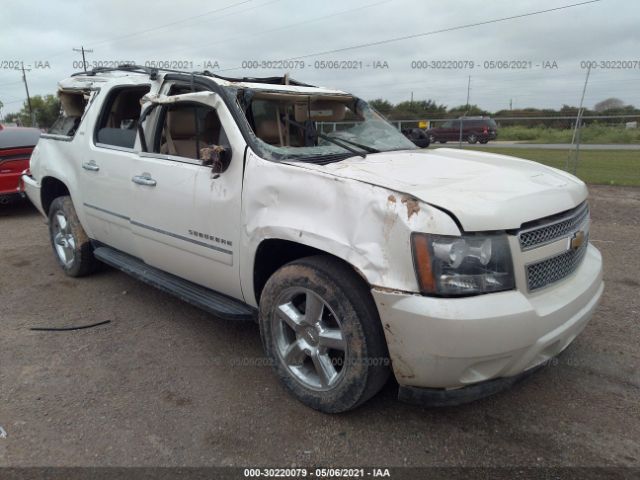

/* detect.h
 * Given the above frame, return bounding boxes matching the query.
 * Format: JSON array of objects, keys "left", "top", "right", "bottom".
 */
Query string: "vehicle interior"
[
  {"left": 247, "top": 93, "right": 353, "bottom": 147},
  {"left": 95, "top": 86, "right": 150, "bottom": 148},
  {"left": 49, "top": 90, "right": 90, "bottom": 136},
  {"left": 156, "top": 104, "right": 226, "bottom": 160}
]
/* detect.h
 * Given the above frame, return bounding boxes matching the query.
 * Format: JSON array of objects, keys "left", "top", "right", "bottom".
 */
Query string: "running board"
[{"left": 93, "top": 246, "right": 256, "bottom": 321}]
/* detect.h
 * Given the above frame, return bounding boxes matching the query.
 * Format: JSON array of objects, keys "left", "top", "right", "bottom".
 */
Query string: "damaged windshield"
[{"left": 237, "top": 90, "right": 417, "bottom": 162}]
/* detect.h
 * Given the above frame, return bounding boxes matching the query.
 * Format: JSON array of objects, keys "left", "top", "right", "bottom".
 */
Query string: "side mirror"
[{"left": 200, "top": 144, "right": 232, "bottom": 175}]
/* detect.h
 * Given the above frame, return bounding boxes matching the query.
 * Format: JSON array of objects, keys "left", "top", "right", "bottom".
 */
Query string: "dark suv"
[{"left": 427, "top": 117, "right": 497, "bottom": 144}]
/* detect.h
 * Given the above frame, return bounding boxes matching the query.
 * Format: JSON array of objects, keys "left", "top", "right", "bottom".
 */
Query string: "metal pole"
[
  {"left": 73, "top": 46, "right": 94, "bottom": 72},
  {"left": 458, "top": 75, "right": 471, "bottom": 148},
  {"left": 566, "top": 64, "right": 591, "bottom": 173},
  {"left": 20, "top": 62, "right": 34, "bottom": 127}
]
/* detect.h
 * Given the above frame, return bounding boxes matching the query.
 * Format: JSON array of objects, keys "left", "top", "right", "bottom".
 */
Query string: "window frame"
[
  {"left": 93, "top": 84, "right": 151, "bottom": 152},
  {"left": 143, "top": 100, "right": 227, "bottom": 166}
]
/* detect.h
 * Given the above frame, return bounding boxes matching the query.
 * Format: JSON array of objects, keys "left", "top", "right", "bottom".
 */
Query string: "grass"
[
  {"left": 497, "top": 125, "right": 640, "bottom": 144},
  {"left": 459, "top": 147, "right": 640, "bottom": 186}
]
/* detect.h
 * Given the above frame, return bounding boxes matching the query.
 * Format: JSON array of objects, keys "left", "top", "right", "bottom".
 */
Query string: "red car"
[{"left": 0, "top": 125, "right": 40, "bottom": 204}]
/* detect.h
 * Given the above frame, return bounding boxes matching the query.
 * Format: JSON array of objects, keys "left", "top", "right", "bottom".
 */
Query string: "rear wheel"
[
  {"left": 467, "top": 134, "right": 478, "bottom": 144},
  {"left": 48, "top": 196, "right": 99, "bottom": 277},
  {"left": 259, "top": 256, "right": 390, "bottom": 413},
  {"left": 479, "top": 139, "right": 489, "bottom": 144}
]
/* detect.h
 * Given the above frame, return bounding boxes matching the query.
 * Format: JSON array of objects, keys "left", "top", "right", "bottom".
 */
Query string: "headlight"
[{"left": 411, "top": 232, "right": 515, "bottom": 296}]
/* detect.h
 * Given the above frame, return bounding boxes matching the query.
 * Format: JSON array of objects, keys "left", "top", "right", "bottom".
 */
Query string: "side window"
[
  {"left": 451, "top": 120, "right": 461, "bottom": 129},
  {"left": 153, "top": 103, "right": 227, "bottom": 161},
  {"left": 49, "top": 90, "right": 89, "bottom": 136},
  {"left": 441, "top": 121, "right": 452, "bottom": 128},
  {"left": 94, "top": 85, "right": 150, "bottom": 149}
]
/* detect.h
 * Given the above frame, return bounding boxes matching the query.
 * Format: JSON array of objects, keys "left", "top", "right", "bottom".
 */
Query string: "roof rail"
[{"left": 71, "top": 64, "right": 317, "bottom": 87}]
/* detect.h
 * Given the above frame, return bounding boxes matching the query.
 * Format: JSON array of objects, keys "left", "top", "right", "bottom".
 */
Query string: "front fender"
[{"left": 240, "top": 152, "right": 461, "bottom": 305}]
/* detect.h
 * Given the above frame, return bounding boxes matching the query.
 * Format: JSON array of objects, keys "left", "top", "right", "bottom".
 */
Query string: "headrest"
[
  {"left": 294, "top": 101, "right": 347, "bottom": 122},
  {"left": 59, "top": 92, "right": 85, "bottom": 117},
  {"left": 167, "top": 109, "right": 197, "bottom": 138},
  {"left": 256, "top": 119, "right": 282, "bottom": 145}
]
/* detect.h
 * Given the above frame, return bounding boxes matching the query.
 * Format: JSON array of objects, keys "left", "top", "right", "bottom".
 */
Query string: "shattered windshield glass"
[{"left": 236, "top": 90, "right": 417, "bottom": 162}]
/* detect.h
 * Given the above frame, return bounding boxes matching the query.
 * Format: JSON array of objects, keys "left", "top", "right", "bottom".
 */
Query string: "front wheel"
[
  {"left": 48, "top": 196, "right": 99, "bottom": 277},
  {"left": 259, "top": 256, "right": 390, "bottom": 413}
]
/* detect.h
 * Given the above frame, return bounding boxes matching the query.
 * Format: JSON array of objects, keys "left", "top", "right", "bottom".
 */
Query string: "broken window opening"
[
  {"left": 94, "top": 85, "right": 151, "bottom": 149},
  {"left": 243, "top": 92, "right": 417, "bottom": 162},
  {"left": 154, "top": 103, "right": 229, "bottom": 164},
  {"left": 48, "top": 90, "right": 90, "bottom": 137}
]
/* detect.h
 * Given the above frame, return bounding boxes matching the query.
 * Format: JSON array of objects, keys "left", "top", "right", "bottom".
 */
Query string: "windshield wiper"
[
  {"left": 281, "top": 117, "right": 366, "bottom": 158},
  {"left": 318, "top": 134, "right": 367, "bottom": 158},
  {"left": 325, "top": 135, "right": 380, "bottom": 154}
]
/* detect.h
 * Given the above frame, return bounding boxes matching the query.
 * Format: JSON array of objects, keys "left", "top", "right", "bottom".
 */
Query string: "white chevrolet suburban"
[{"left": 22, "top": 66, "right": 603, "bottom": 413}]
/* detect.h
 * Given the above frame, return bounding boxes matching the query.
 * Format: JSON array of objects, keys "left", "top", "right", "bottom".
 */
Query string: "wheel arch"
[
  {"left": 252, "top": 238, "right": 371, "bottom": 306},
  {"left": 41, "top": 176, "right": 70, "bottom": 215}
]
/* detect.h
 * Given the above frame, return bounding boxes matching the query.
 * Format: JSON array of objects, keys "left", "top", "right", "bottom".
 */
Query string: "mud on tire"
[
  {"left": 259, "top": 255, "right": 390, "bottom": 413},
  {"left": 48, "top": 196, "right": 100, "bottom": 277}
]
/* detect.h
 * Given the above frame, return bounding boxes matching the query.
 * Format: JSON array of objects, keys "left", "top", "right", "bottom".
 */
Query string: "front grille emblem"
[{"left": 570, "top": 230, "right": 586, "bottom": 251}]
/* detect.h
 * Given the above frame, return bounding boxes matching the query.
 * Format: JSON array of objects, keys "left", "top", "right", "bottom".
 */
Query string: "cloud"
[{"left": 1, "top": 0, "right": 638, "bottom": 115}]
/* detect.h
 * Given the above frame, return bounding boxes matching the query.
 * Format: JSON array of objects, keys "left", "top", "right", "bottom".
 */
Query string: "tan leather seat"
[
  {"left": 161, "top": 109, "right": 223, "bottom": 159},
  {"left": 256, "top": 119, "right": 283, "bottom": 145},
  {"left": 164, "top": 109, "right": 198, "bottom": 158}
]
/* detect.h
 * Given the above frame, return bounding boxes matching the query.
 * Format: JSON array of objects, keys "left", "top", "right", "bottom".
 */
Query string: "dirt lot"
[{"left": 0, "top": 186, "right": 638, "bottom": 469}]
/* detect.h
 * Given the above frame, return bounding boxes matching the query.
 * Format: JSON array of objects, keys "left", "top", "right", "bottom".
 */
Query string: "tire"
[
  {"left": 259, "top": 256, "right": 390, "bottom": 413},
  {"left": 439, "top": 140, "right": 447, "bottom": 144},
  {"left": 467, "top": 134, "right": 478, "bottom": 144},
  {"left": 48, "top": 196, "right": 99, "bottom": 277},
  {"left": 479, "top": 139, "right": 489, "bottom": 144}
]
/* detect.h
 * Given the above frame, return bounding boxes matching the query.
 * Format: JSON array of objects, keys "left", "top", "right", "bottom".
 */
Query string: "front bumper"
[
  {"left": 373, "top": 243, "right": 603, "bottom": 393},
  {"left": 21, "top": 173, "right": 45, "bottom": 217}
]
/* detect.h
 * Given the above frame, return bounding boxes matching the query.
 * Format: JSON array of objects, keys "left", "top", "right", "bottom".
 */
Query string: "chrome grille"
[
  {"left": 526, "top": 234, "right": 589, "bottom": 291},
  {"left": 519, "top": 203, "right": 589, "bottom": 250}
]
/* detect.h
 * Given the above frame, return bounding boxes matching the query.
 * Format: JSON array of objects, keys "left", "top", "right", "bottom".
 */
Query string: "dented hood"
[{"left": 294, "top": 148, "right": 588, "bottom": 231}]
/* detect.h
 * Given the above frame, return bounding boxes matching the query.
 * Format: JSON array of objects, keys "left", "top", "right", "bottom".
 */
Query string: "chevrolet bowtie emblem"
[{"left": 570, "top": 230, "right": 586, "bottom": 250}]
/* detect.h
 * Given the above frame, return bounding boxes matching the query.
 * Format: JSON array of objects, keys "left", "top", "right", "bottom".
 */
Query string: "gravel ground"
[{"left": 0, "top": 186, "right": 638, "bottom": 469}]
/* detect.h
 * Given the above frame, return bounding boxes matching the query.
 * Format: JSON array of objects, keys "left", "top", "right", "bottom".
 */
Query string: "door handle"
[
  {"left": 131, "top": 173, "right": 157, "bottom": 187},
  {"left": 82, "top": 160, "right": 99, "bottom": 172}
]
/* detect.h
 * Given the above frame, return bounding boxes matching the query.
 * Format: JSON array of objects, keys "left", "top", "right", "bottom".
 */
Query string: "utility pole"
[
  {"left": 20, "top": 62, "right": 35, "bottom": 127},
  {"left": 465, "top": 75, "right": 471, "bottom": 110},
  {"left": 566, "top": 64, "right": 591, "bottom": 174},
  {"left": 509, "top": 98, "right": 513, "bottom": 110},
  {"left": 458, "top": 75, "right": 471, "bottom": 148},
  {"left": 73, "top": 46, "right": 94, "bottom": 72}
]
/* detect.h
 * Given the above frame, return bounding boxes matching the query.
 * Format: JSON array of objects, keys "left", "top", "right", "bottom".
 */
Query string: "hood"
[{"left": 291, "top": 148, "right": 587, "bottom": 231}]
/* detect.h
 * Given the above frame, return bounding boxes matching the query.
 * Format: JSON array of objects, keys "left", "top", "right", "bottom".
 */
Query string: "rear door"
[
  {"left": 82, "top": 85, "right": 150, "bottom": 256},
  {"left": 129, "top": 92, "right": 245, "bottom": 300}
]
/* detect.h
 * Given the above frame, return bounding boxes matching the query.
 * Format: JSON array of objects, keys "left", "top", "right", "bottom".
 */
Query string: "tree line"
[{"left": 2, "top": 94, "right": 638, "bottom": 130}]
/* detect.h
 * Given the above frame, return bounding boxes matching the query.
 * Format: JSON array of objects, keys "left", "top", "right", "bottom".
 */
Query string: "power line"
[
  {"left": 87, "top": 0, "right": 254, "bottom": 48},
  {"left": 215, "top": 0, "right": 604, "bottom": 73},
  {"left": 42, "top": 0, "right": 264, "bottom": 60},
  {"left": 166, "top": 0, "right": 391, "bottom": 57},
  {"left": 285, "top": 0, "right": 604, "bottom": 60}
]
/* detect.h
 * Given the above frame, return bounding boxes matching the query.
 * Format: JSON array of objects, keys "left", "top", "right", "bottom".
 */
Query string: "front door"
[{"left": 129, "top": 92, "right": 244, "bottom": 300}]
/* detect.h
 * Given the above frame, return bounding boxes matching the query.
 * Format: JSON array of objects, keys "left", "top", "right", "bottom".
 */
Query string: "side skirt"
[{"left": 93, "top": 245, "right": 256, "bottom": 321}]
